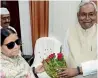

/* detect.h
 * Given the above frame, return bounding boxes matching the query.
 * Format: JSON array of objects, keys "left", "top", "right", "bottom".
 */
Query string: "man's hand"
[
  {"left": 57, "top": 68, "right": 79, "bottom": 78},
  {"left": 35, "top": 64, "right": 45, "bottom": 73}
]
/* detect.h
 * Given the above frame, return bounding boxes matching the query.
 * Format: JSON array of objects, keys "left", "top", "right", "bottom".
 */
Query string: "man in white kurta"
[
  {"left": 0, "top": 8, "right": 17, "bottom": 32},
  {"left": 80, "top": 0, "right": 98, "bottom": 77},
  {"left": 62, "top": 1, "right": 97, "bottom": 78}
]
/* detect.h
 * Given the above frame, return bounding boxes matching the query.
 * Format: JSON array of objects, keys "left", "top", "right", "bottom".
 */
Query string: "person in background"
[
  {"left": 58, "top": 0, "right": 97, "bottom": 78},
  {"left": 0, "top": 7, "right": 16, "bottom": 32}
]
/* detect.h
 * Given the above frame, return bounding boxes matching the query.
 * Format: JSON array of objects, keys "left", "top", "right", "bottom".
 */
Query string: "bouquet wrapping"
[{"left": 43, "top": 52, "right": 67, "bottom": 78}]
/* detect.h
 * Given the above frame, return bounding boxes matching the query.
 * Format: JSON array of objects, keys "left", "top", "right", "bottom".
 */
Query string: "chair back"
[{"left": 31, "top": 37, "right": 62, "bottom": 78}]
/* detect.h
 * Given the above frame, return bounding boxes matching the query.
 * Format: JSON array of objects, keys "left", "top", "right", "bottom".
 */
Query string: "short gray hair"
[{"left": 77, "top": 1, "right": 97, "bottom": 13}]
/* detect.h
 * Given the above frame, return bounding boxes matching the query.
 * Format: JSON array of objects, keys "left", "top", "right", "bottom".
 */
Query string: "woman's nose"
[{"left": 14, "top": 43, "right": 19, "bottom": 49}]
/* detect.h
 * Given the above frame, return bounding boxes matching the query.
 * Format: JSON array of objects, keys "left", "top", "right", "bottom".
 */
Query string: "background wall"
[
  {"left": 49, "top": 1, "right": 80, "bottom": 44},
  {"left": 18, "top": 1, "right": 81, "bottom": 55},
  {"left": 18, "top": 1, "right": 33, "bottom": 55}
]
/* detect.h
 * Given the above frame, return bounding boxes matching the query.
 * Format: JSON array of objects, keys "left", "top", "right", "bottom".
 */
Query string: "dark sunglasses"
[{"left": 5, "top": 39, "right": 22, "bottom": 49}]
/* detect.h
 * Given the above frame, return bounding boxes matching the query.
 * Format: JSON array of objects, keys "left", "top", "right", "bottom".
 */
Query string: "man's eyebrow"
[
  {"left": 79, "top": 11, "right": 96, "bottom": 13},
  {"left": 89, "top": 11, "right": 96, "bottom": 14}
]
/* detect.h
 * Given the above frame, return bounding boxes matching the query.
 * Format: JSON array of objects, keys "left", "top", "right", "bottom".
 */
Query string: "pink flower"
[{"left": 57, "top": 53, "right": 63, "bottom": 60}]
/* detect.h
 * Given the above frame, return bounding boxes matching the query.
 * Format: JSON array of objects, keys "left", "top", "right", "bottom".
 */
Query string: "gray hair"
[{"left": 77, "top": 1, "right": 97, "bottom": 13}]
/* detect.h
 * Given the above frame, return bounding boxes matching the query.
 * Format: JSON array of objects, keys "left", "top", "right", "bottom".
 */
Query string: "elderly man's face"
[
  {"left": 0, "top": 14, "right": 10, "bottom": 28},
  {"left": 77, "top": 3, "right": 97, "bottom": 29}
]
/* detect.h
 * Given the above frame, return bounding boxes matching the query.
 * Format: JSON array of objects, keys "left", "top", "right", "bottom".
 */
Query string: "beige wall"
[{"left": 49, "top": 1, "right": 81, "bottom": 43}]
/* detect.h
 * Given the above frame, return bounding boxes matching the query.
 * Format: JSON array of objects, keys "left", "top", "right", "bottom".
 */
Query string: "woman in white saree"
[{"left": 0, "top": 28, "right": 35, "bottom": 78}]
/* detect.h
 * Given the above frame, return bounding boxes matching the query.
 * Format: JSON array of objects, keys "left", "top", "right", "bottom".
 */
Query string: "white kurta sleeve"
[
  {"left": 63, "top": 29, "right": 70, "bottom": 58},
  {"left": 81, "top": 60, "right": 98, "bottom": 76}
]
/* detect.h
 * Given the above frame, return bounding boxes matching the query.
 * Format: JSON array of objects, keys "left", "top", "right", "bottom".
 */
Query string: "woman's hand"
[
  {"left": 57, "top": 68, "right": 79, "bottom": 78},
  {"left": 35, "top": 64, "right": 45, "bottom": 73}
]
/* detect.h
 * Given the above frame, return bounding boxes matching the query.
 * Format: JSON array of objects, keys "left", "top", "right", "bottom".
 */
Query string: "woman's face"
[{"left": 1, "top": 34, "right": 20, "bottom": 57}]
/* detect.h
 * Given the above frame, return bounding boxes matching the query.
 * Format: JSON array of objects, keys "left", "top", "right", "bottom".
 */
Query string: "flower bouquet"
[{"left": 43, "top": 51, "right": 67, "bottom": 78}]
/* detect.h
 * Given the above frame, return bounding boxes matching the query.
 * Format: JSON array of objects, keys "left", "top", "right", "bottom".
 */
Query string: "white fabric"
[
  {"left": 81, "top": 24, "right": 98, "bottom": 76},
  {"left": 63, "top": 23, "right": 97, "bottom": 78},
  {"left": 63, "top": 29, "right": 70, "bottom": 64},
  {"left": 0, "top": 53, "right": 35, "bottom": 78},
  {"left": 0, "top": 26, "right": 16, "bottom": 33},
  {"left": 0, "top": 8, "right": 9, "bottom": 15},
  {"left": 31, "top": 37, "right": 62, "bottom": 78},
  {"left": 81, "top": 60, "right": 98, "bottom": 76}
]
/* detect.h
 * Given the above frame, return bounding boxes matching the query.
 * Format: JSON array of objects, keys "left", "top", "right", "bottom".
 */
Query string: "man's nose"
[
  {"left": 5, "top": 18, "right": 9, "bottom": 22},
  {"left": 86, "top": 15, "right": 90, "bottom": 20}
]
